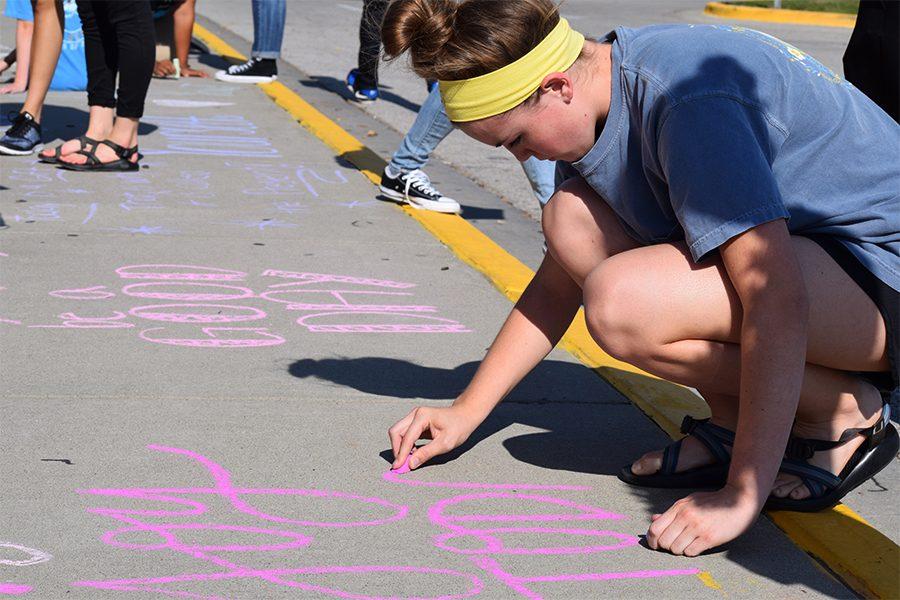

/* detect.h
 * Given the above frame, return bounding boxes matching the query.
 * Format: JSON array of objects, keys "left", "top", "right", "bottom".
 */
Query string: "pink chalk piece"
[
  {"left": 0, "top": 318, "right": 22, "bottom": 325},
  {"left": 0, "top": 584, "right": 31, "bottom": 596},
  {"left": 129, "top": 304, "right": 267, "bottom": 324},
  {"left": 138, "top": 327, "right": 286, "bottom": 348},
  {"left": 390, "top": 452, "right": 414, "bottom": 475},
  {"left": 116, "top": 265, "right": 247, "bottom": 282},
  {"left": 122, "top": 283, "right": 255, "bottom": 301},
  {"left": 0, "top": 252, "right": 9, "bottom": 257}
]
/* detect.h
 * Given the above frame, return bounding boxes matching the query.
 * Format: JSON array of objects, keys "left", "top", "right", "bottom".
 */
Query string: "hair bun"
[{"left": 382, "top": 0, "right": 457, "bottom": 81}]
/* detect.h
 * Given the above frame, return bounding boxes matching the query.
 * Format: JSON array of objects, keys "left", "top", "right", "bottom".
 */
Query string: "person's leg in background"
[
  {"left": 843, "top": 0, "right": 899, "bottom": 122},
  {"left": 520, "top": 157, "right": 557, "bottom": 208},
  {"left": 378, "top": 84, "right": 460, "bottom": 213},
  {"left": 347, "top": 0, "right": 387, "bottom": 101},
  {"left": 60, "top": 0, "right": 154, "bottom": 169},
  {"left": 39, "top": 0, "right": 114, "bottom": 162},
  {"left": 215, "top": 0, "right": 283, "bottom": 83},
  {"left": 0, "top": 18, "right": 34, "bottom": 94},
  {"left": 0, "top": 0, "right": 62, "bottom": 154}
]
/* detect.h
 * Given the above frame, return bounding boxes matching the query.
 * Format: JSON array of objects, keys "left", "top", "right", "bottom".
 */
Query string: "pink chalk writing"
[
  {"left": 0, "top": 584, "right": 32, "bottom": 596},
  {"left": 261, "top": 286, "right": 433, "bottom": 313},
  {"left": 116, "top": 265, "right": 247, "bottom": 282},
  {"left": 129, "top": 304, "right": 267, "bottom": 324},
  {"left": 29, "top": 311, "right": 134, "bottom": 329},
  {"left": 297, "top": 311, "right": 471, "bottom": 333},
  {"left": 122, "top": 283, "right": 255, "bottom": 302},
  {"left": 138, "top": 327, "right": 286, "bottom": 348},
  {"left": 73, "top": 446, "right": 482, "bottom": 600},
  {"left": 29, "top": 264, "right": 467, "bottom": 346},
  {"left": 261, "top": 270, "right": 415, "bottom": 289},
  {"left": 49, "top": 286, "right": 116, "bottom": 300},
  {"left": 385, "top": 462, "right": 700, "bottom": 599},
  {"left": 73, "top": 447, "right": 701, "bottom": 599}
]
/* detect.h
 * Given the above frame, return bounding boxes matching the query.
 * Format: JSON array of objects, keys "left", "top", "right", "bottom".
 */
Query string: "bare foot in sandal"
[
  {"left": 770, "top": 380, "right": 885, "bottom": 501},
  {"left": 59, "top": 137, "right": 137, "bottom": 166}
]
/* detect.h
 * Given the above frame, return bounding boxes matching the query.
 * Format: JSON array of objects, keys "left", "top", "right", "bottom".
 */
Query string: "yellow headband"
[{"left": 438, "top": 18, "right": 585, "bottom": 123}]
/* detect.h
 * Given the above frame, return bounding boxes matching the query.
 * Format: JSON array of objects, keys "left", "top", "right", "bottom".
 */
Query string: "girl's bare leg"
[
  {"left": 543, "top": 180, "right": 888, "bottom": 500},
  {"left": 21, "top": 0, "right": 63, "bottom": 121},
  {"left": 582, "top": 240, "right": 886, "bottom": 499},
  {"left": 39, "top": 105, "right": 113, "bottom": 158}
]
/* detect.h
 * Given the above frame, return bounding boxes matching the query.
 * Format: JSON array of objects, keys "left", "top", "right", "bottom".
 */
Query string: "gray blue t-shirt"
[{"left": 561, "top": 25, "right": 899, "bottom": 291}]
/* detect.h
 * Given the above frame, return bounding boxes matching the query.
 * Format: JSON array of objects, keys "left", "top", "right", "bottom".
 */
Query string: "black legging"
[
  {"left": 357, "top": 0, "right": 388, "bottom": 90},
  {"left": 843, "top": 0, "right": 899, "bottom": 122},
  {"left": 75, "top": 0, "right": 155, "bottom": 119}
]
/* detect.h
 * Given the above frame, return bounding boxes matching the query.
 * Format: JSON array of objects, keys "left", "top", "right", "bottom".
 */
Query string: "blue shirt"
[
  {"left": 3, "top": 0, "right": 86, "bottom": 90},
  {"left": 562, "top": 25, "right": 900, "bottom": 291}
]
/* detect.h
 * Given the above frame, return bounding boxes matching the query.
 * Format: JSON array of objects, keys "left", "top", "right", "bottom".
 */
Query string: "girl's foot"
[
  {"left": 630, "top": 418, "right": 732, "bottom": 476},
  {"left": 771, "top": 382, "right": 884, "bottom": 500},
  {"left": 38, "top": 135, "right": 99, "bottom": 163},
  {"left": 59, "top": 137, "right": 138, "bottom": 166}
]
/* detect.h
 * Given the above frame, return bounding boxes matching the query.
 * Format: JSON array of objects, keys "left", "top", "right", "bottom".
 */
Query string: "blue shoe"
[
  {"left": 0, "top": 111, "right": 41, "bottom": 155},
  {"left": 346, "top": 68, "right": 379, "bottom": 102}
]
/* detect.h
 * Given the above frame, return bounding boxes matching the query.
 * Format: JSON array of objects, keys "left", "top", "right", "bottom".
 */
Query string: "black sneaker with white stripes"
[
  {"left": 214, "top": 58, "right": 277, "bottom": 84},
  {"left": 379, "top": 167, "right": 461, "bottom": 214}
]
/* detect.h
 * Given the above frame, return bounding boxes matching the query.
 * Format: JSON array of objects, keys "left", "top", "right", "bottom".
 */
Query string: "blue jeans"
[
  {"left": 521, "top": 157, "right": 557, "bottom": 207},
  {"left": 389, "top": 85, "right": 453, "bottom": 172},
  {"left": 251, "top": 0, "right": 285, "bottom": 59}
]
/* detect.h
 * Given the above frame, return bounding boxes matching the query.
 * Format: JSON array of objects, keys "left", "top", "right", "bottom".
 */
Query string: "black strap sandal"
[
  {"left": 38, "top": 135, "right": 99, "bottom": 164},
  {"left": 618, "top": 415, "right": 735, "bottom": 489},
  {"left": 58, "top": 139, "right": 140, "bottom": 172},
  {"left": 766, "top": 403, "right": 898, "bottom": 512}
]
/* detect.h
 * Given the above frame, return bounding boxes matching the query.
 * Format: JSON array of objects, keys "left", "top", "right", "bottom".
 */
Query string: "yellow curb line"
[
  {"left": 704, "top": 2, "right": 855, "bottom": 28},
  {"left": 193, "top": 22, "right": 896, "bottom": 599}
]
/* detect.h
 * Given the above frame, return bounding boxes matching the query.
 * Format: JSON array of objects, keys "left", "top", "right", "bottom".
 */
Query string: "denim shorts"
[{"left": 807, "top": 234, "right": 899, "bottom": 398}]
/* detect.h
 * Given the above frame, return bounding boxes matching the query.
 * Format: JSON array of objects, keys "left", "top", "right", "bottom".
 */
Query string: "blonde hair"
[{"left": 382, "top": 0, "right": 561, "bottom": 81}]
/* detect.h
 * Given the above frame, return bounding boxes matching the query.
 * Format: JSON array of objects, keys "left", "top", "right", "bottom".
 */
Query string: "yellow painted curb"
[
  {"left": 769, "top": 505, "right": 899, "bottom": 599},
  {"left": 193, "top": 22, "right": 896, "bottom": 599},
  {"left": 705, "top": 2, "right": 855, "bottom": 28}
]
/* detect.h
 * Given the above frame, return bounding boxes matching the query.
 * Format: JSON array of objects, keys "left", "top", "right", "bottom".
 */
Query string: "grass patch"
[{"left": 726, "top": 0, "right": 859, "bottom": 13}]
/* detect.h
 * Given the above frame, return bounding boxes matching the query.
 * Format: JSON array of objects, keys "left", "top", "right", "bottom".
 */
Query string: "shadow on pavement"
[
  {"left": 290, "top": 355, "right": 855, "bottom": 596},
  {"left": 0, "top": 104, "right": 159, "bottom": 143},
  {"left": 299, "top": 75, "right": 423, "bottom": 113}
]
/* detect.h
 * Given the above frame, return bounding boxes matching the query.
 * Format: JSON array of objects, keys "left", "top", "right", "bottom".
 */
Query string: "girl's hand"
[
  {"left": 181, "top": 66, "right": 209, "bottom": 78},
  {"left": 646, "top": 484, "right": 762, "bottom": 556},
  {"left": 154, "top": 60, "right": 176, "bottom": 78},
  {"left": 0, "top": 82, "right": 27, "bottom": 94},
  {"left": 388, "top": 405, "right": 481, "bottom": 470}
]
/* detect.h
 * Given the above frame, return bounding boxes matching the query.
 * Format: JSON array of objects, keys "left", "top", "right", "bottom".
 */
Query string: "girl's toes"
[
  {"left": 789, "top": 484, "right": 811, "bottom": 500},
  {"left": 630, "top": 451, "right": 662, "bottom": 475},
  {"left": 772, "top": 479, "right": 800, "bottom": 498}
]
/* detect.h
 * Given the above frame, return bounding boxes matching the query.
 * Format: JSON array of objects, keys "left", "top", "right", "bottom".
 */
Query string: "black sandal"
[
  {"left": 38, "top": 135, "right": 99, "bottom": 164},
  {"left": 618, "top": 415, "right": 735, "bottom": 489},
  {"left": 766, "top": 403, "right": 898, "bottom": 512},
  {"left": 58, "top": 139, "right": 140, "bottom": 172}
]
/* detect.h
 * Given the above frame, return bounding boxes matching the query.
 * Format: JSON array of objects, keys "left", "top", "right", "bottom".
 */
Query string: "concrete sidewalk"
[
  {"left": 194, "top": 0, "right": 898, "bottom": 561},
  {"left": 0, "top": 56, "right": 855, "bottom": 600}
]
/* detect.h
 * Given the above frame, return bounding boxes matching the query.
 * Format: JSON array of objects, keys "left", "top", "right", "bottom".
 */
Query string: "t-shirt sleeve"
[{"left": 657, "top": 96, "right": 790, "bottom": 261}]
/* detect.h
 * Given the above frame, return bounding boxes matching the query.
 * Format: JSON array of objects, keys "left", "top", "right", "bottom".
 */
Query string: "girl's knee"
[
  {"left": 541, "top": 178, "right": 595, "bottom": 241},
  {"left": 583, "top": 262, "right": 654, "bottom": 364}
]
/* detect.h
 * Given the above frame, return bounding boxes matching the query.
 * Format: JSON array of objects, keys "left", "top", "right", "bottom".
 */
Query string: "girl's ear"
[{"left": 540, "top": 71, "right": 575, "bottom": 102}]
